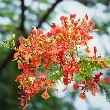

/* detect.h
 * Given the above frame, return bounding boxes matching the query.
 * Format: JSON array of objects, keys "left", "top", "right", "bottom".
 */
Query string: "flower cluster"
[
  {"left": 73, "top": 72, "right": 110, "bottom": 99},
  {"left": 6, "top": 14, "right": 110, "bottom": 109}
]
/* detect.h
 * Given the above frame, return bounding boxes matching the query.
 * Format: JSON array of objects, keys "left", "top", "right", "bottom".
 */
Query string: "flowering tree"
[{"left": 1, "top": 14, "right": 110, "bottom": 109}]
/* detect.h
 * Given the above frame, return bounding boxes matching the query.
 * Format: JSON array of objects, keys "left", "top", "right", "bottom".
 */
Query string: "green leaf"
[
  {"left": 103, "top": 58, "right": 110, "bottom": 64},
  {"left": 99, "top": 82, "right": 110, "bottom": 102},
  {"left": 1, "top": 34, "right": 15, "bottom": 49},
  {"left": 47, "top": 63, "right": 64, "bottom": 82},
  {"left": 76, "top": 57, "right": 104, "bottom": 82}
]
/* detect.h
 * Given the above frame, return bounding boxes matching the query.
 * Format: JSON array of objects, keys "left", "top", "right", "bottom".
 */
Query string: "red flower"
[
  {"left": 15, "top": 74, "right": 24, "bottom": 82},
  {"left": 60, "top": 16, "right": 68, "bottom": 22},
  {"left": 63, "top": 77, "right": 68, "bottom": 85},
  {"left": 93, "top": 72, "right": 103, "bottom": 83},
  {"left": 88, "top": 80, "right": 96, "bottom": 87},
  {"left": 30, "top": 55, "right": 41, "bottom": 67},
  {"left": 20, "top": 97, "right": 29, "bottom": 109},
  {"left": 51, "top": 23, "right": 57, "bottom": 28},
  {"left": 100, "top": 61, "right": 109, "bottom": 68},
  {"left": 19, "top": 36, "right": 23, "bottom": 44},
  {"left": 41, "top": 91, "right": 50, "bottom": 99},
  {"left": 92, "top": 88, "right": 100, "bottom": 96},
  {"left": 11, "top": 14, "right": 106, "bottom": 109},
  {"left": 85, "top": 14, "right": 88, "bottom": 20},
  {"left": 94, "top": 46, "right": 97, "bottom": 56},
  {"left": 18, "top": 44, "right": 26, "bottom": 51},
  {"left": 79, "top": 92, "right": 86, "bottom": 99},
  {"left": 85, "top": 46, "right": 91, "bottom": 53},
  {"left": 18, "top": 62, "right": 23, "bottom": 69},
  {"left": 14, "top": 52, "right": 19, "bottom": 60},
  {"left": 70, "top": 14, "right": 76, "bottom": 19},
  {"left": 73, "top": 83, "right": 79, "bottom": 90},
  {"left": 103, "top": 77, "right": 110, "bottom": 83},
  {"left": 88, "top": 20, "right": 95, "bottom": 26}
]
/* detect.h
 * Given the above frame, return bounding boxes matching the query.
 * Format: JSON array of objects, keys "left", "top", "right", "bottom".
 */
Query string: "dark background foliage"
[{"left": 0, "top": 0, "right": 109, "bottom": 110}]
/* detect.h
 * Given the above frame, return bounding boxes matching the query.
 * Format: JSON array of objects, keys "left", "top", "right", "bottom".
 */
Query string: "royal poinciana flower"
[{"left": 1, "top": 14, "right": 110, "bottom": 109}]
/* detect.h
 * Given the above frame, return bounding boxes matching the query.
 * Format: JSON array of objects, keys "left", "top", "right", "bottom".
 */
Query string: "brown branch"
[
  {"left": 0, "top": 0, "right": 62, "bottom": 72},
  {"left": 36, "top": 0, "right": 62, "bottom": 29},
  {"left": 76, "top": 0, "right": 110, "bottom": 6},
  {"left": 0, "top": 0, "right": 26, "bottom": 72},
  {"left": 20, "top": 0, "right": 26, "bottom": 35}
]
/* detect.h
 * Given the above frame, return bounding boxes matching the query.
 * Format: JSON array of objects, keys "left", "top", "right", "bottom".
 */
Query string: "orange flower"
[
  {"left": 94, "top": 46, "right": 97, "bottom": 57},
  {"left": 92, "top": 88, "right": 100, "bottom": 96},
  {"left": 15, "top": 74, "right": 24, "bottom": 82},
  {"left": 85, "top": 14, "right": 88, "bottom": 20},
  {"left": 63, "top": 77, "right": 68, "bottom": 85},
  {"left": 18, "top": 44, "right": 26, "bottom": 51},
  {"left": 30, "top": 55, "right": 41, "bottom": 66},
  {"left": 70, "top": 14, "right": 76, "bottom": 19},
  {"left": 13, "top": 14, "right": 105, "bottom": 109},
  {"left": 18, "top": 62, "right": 23, "bottom": 69},
  {"left": 88, "top": 20, "right": 95, "bottom": 26},
  {"left": 85, "top": 46, "right": 91, "bottom": 53},
  {"left": 23, "top": 53, "right": 32, "bottom": 60},
  {"left": 103, "top": 77, "right": 110, "bottom": 83},
  {"left": 100, "top": 61, "right": 109, "bottom": 68},
  {"left": 79, "top": 92, "right": 86, "bottom": 99},
  {"left": 73, "top": 83, "right": 79, "bottom": 90},
  {"left": 60, "top": 16, "right": 68, "bottom": 22},
  {"left": 14, "top": 52, "right": 19, "bottom": 60},
  {"left": 41, "top": 91, "right": 50, "bottom": 99}
]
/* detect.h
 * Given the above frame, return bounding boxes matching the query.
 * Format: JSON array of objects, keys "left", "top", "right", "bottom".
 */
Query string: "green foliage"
[
  {"left": 103, "top": 58, "right": 110, "bottom": 64},
  {"left": 100, "top": 82, "right": 110, "bottom": 102},
  {"left": 47, "top": 63, "right": 63, "bottom": 82},
  {"left": 76, "top": 57, "right": 104, "bottom": 82},
  {"left": 0, "top": 34, "right": 15, "bottom": 49},
  {"left": 94, "top": 21, "right": 110, "bottom": 35}
]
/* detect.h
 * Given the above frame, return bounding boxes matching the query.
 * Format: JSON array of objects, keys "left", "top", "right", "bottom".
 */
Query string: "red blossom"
[
  {"left": 73, "top": 83, "right": 79, "bottom": 90},
  {"left": 85, "top": 14, "right": 88, "bottom": 20},
  {"left": 85, "top": 46, "right": 91, "bottom": 53},
  {"left": 15, "top": 74, "right": 24, "bottom": 82},
  {"left": 60, "top": 16, "right": 68, "bottom": 22},
  {"left": 14, "top": 52, "right": 19, "bottom": 60},
  {"left": 93, "top": 72, "right": 103, "bottom": 83},
  {"left": 20, "top": 98, "right": 28, "bottom": 109},
  {"left": 88, "top": 20, "right": 95, "bottom": 26},
  {"left": 18, "top": 44, "right": 26, "bottom": 51},
  {"left": 63, "top": 77, "right": 68, "bottom": 85},
  {"left": 92, "top": 88, "right": 100, "bottom": 96},
  {"left": 79, "top": 92, "right": 86, "bottom": 99},
  {"left": 51, "top": 23, "right": 57, "bottom": 28},
  {"left": 100, "top": 61, "right": 109, "bottom": 68},
  {"left": 12, "top": 14, "right": 108, "bottom": 109},
  {"left": 94, "top": 46, "right": 97, "bottom": 56},
  {"left": 19, "top": 36, "right": 23, "bottom": 44},
  {"left": 88, "top": 80, "right": 96, "bottom": 87},
  {"left": 41, "top": 91, "right": 50, "bottom": 99},
  {"left": 18, "top": 62, "right": 23, "bottom": 69},
  {"left": 70, "top": 14, "right": 76, "bottom": 19},
  {"left": 103, "top": 77, "right": 110, "bottom": 83}
]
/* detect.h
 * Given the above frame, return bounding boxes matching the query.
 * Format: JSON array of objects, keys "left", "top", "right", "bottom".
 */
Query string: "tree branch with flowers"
[{"left": 1, "top": 14, "right": 110, "bottom": 109}]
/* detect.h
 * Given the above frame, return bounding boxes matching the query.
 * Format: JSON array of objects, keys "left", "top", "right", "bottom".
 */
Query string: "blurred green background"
[{"left": 0, "top": 0, "right": 110, "bottom": 110}]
